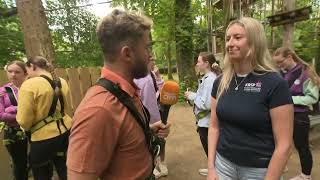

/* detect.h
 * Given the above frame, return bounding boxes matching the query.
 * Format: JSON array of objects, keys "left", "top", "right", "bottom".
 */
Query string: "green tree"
[
  {"left": 46, "top": 0, "right": 103, "bottom": 67},
  {"left": 0, "top": 0, "right": 24, "bottom": 66},
  {"left": 175, "top": 0, "right": 197, "bottom": 88}
]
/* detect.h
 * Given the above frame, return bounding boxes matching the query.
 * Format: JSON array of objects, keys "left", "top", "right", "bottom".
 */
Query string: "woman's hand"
[
  {"left": 207, "top": 167, "right": 219, "bottom": 180},
  {"left": 5, "top": 106, "right": 17, "bottom": 114},
  {"left": 184, "top": 88, "right": 191, "bottom": 99}
]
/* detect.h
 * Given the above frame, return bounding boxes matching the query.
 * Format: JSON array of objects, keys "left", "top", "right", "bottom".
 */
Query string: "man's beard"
[{"left": 132, "top": 55, "right": 149, "bottom": 79}]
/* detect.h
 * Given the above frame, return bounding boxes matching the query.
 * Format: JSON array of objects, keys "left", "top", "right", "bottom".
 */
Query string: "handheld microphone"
[{"left": 159, "top": 81, "right": 180, "bottom": 124}]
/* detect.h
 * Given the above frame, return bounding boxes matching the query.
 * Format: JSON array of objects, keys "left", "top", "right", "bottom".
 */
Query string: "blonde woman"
[
  {"left": 207, "top": 17, "right": 294, "bottom": 180},
  {"left": 273, "top": 47, "right": 320, "bottom": 180}
]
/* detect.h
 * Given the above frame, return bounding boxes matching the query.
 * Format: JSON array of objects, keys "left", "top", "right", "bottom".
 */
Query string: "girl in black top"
[{"left": 207, "top": 17, "right": 294, "bottom": 180}]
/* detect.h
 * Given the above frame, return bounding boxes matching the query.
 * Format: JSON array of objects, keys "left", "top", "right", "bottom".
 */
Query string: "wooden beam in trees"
[
  {"left": 267, "top": 6, "right": 311, "bottom": 27},
  {"left": 212, "top": 0, "right": 257, "bottom": 9},
  {"left": 16, "top": 0, "right": 56, "bottom": 63},
  {"left": 0, "top": 7, "right": 17, "bottom": 18}
]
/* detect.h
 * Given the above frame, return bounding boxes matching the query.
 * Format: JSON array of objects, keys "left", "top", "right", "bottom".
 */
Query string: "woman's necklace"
[{"left": 234, "top": 74, "right": 248, "bottom": 91}]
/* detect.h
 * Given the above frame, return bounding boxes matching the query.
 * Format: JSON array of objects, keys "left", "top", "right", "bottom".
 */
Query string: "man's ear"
[{"left": 120, "top": 45, "right": 133, "bottom": 62}]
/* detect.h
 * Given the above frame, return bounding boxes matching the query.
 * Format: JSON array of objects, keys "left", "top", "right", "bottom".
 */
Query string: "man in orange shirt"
[{"left": 67, "top": 9, "right": 171, "bottom": 180}]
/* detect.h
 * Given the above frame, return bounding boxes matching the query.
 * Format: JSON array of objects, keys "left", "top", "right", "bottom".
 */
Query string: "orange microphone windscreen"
[{"left": 160, "top": 81, "right": 180, "bottom": 105}]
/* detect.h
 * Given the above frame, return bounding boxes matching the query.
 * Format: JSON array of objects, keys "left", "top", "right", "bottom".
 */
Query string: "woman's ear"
[{"left": 32, "top": 64, "right": 37, "bottom": 71}]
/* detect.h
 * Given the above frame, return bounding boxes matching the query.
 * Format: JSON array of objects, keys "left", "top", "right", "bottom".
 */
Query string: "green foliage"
[
  {"left": 46, "top": 0, "right": 103, "bottom": 67},
  {"left": 0, "top": 0, "right": 24, "bottom": 67}
]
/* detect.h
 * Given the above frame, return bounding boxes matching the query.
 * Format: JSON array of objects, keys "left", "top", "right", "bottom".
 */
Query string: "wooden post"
[{"left": 282, "top": 0, "right": 295, "bottom": 48}]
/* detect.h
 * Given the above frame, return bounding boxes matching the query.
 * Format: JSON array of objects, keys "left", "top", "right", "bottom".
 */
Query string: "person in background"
[
  {"left": 184, "top": 52, "right": 220, "bottom": 176},
  {"left": 0, "top": 60, "right": 28, "bottom": 180},
  {"left": 208, "top": 17, "right": 294, "bottom": 180},
  {"left": 273, "top": 47, "right": 320, "bottom": 180},
  {"left": 17, "top": 56, "right": 72, "bottom": 180},
  {"left": 134, "top": 56, "right": 168, "bottom": 179}
]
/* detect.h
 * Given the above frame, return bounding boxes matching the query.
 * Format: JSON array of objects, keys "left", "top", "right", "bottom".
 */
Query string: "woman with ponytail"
[
  {"left": 16, "top": 56, "right": 72, "bottom": 180},
  {"left": 273, "top": 47, "right": 320, "bottom": 180},
  {"left": 184, "top": 52, "right": 220, "bottom": 176}
]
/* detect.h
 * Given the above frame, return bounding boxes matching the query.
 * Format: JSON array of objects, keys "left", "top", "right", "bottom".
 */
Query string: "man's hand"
[
  {"left": 153, "top": 65, "right": 161, "bottom": 79},
  {"left": 150, "top": 121, "right": 171, "bottom": 138}
]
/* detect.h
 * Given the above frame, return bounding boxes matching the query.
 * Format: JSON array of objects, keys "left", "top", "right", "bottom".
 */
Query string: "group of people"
[
  {"left": 1, "top": 57, "right": 72, "bottom": 180},
  {"left": 1, "top": 8, "right": 319, "bottom": 180},
  {"left": 184, "top": 17, "right": 319, "bottom": 180}
]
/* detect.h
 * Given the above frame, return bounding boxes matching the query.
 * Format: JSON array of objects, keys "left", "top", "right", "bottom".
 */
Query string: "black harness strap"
[
  {"left": 97, "top": 78, "right": 161, "bottom": 179},
  {"left": 4, "top": 87, "right": 17, "bottom": 106},
  {"left": 96, "top": 78, "right": 156, "bottom": 151},
  {"left": 40, "top": 75, "right": 67, "bottom": 133}
]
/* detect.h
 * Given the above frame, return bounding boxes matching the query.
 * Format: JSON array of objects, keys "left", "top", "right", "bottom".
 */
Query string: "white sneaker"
[
  {"left": 153, "top": 168, "right": 162, "bottom": 179},
  {"left": 289, "top": 173, "right": 312, "bottom": 180},
  {"left": 158, "top": 162, "right": 168, "bottom": 176},
  {"left": 198, "top": 168, "right": 208, "bottom": 176}
]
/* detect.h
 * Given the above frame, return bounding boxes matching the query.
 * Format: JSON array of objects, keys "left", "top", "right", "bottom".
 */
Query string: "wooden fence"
[{"left": 0, "top": 67, "right": 102, "bottom": 116}]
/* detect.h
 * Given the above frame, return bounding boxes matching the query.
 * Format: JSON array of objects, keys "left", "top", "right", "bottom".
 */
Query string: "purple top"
[
  {"left": 134, "top": 74, "right": 161, "bottom": 124},
  {"left": 283, "top": 64, "right": 309, "bottom": 112},
  {"left": 0, "top": 83, "right": 19, "bottom": 127}
]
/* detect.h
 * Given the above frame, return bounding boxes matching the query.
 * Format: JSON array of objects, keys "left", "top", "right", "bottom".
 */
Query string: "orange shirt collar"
[{"left": 101, "top": 67, "right": 138, "bottom": 97}]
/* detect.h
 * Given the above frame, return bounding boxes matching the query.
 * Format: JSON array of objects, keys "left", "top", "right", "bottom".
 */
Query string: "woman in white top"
[{"left": 184, "top": 52, "right": 221, "bottom": 176}]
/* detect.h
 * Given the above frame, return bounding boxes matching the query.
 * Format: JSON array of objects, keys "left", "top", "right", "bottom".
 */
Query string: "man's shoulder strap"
[
  {"left": 96, "top": 78, "right": 149, "bottom": 132},
  {"left": 4, "top": 87, "right": 17, "bottom": 106}
]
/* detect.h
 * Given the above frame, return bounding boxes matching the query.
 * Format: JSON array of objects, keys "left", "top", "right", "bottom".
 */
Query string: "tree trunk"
[
  {"left": 223, "top": 0, "right": 233, "bottom": 30},
  {"left": 175, "top": 0, "right": 197, "bottom": 88},
  {"left": 167, "top": 42, "right": 173, "bottom": 80},
  {"left": 206, "top": 0, "right": 212, "bottom": 52},
  {"left": 282, "top": 0, "right": 295, "bottom": 48},
  {"left": 316, "top": 27, "right": 320, "bottom": 73},
  {"left": 16, "top": 0, "right": 55, "bottom": 63},
  {"left": 270, "top": 0, "right": 275, "bottom": 49}
]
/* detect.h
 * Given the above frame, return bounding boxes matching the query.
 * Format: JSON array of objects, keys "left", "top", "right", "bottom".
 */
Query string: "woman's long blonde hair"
[
  {"left": 216, "top": 17, "right": 277, "bottom": 100},
  {"left": 274, "top": 47, "right": 320, "bottom": 87}
]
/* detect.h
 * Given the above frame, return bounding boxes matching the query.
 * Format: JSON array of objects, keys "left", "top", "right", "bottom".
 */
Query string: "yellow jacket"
[{"left": 17, "top": 75, "right": 72, "bottom": 141}]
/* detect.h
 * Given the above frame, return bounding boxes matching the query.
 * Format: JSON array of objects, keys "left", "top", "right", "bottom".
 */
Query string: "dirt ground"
[{"left": 1, "top": 104, "right": 320, "bottom": 180}]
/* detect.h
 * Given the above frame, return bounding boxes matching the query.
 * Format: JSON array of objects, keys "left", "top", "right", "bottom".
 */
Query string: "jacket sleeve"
[
  {"left": 16, "top": 82, "right": 36, "bottom": 131},
  {"left": 0, "top": 91, "right": 17, "bottom": 123},
  {"left": 292, "top": 79, "right": 319, "bottom": 106},
  {"left": 187, "top": 92, "right": 196, "bottom": 101},
  {"left": 193, "top": 77, "right": 214, "bottom": 110},
  {"left": 139, "top": 78, "right": 161, "bottom": 123}
]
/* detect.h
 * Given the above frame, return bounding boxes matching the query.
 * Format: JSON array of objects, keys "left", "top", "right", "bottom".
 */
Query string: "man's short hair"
[{"left": 96, "top": 9, "right": 153, "bottom": 62}]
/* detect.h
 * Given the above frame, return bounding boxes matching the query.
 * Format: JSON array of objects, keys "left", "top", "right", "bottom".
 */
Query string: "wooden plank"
[
  {"left": 89, "top": 67, "right": 101, "bottom": 85},
  {"left": 55, "top": 68, "right": 73, "bottom": 116},
  {"left": 79, "top": 67, "right": 92, "bottom": 97},
  {"left": 0, "top": 70, "right": 8, "bottom": 86},
  {"left": 55, "top": 68, "right": 69, "bottom": 82},
  {"left": 67, "top": 68, "right": 82, "bottom": 113}
]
